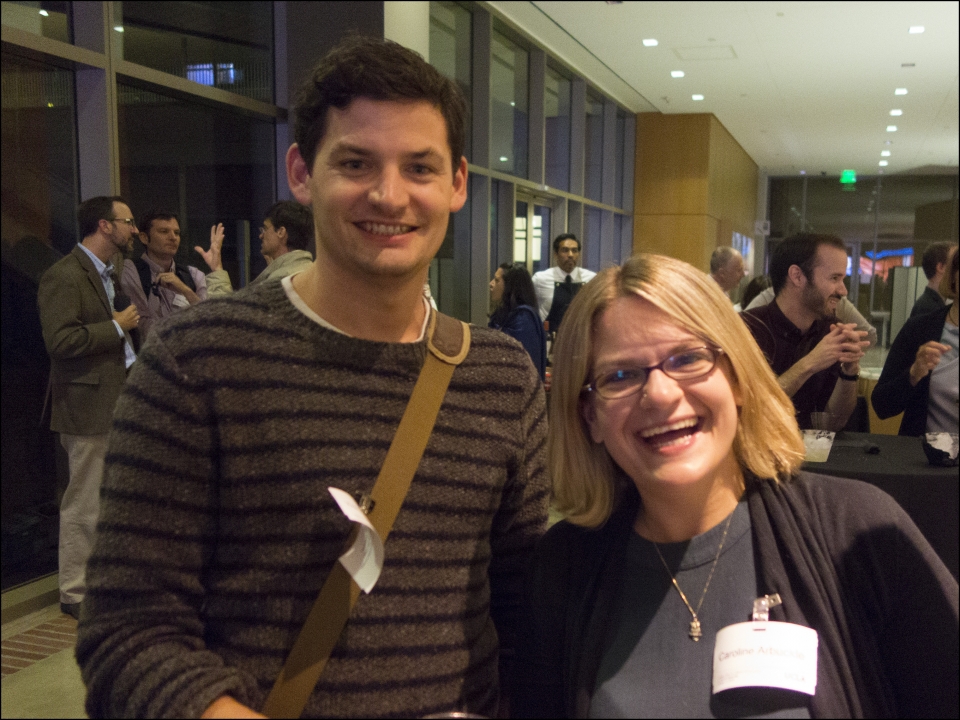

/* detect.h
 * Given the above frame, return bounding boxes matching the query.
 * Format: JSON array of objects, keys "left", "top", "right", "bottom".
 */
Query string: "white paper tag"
[
  {"left": 713, "top": 621, "right": 818, "bottom": 696},
  {"left": 328, "top": 487, "right": 384, "bottom": 594},
  {"left": 172, "top": 293, "right": 190, "bottom": 308}
]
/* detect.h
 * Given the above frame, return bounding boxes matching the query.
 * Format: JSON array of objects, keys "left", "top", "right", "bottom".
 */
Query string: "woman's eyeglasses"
[{"left": 583, "top": 346, "right": 724, "bottom": 400}]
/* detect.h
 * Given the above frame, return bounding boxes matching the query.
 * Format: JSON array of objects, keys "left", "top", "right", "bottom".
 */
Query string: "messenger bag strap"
[{"left": 261, "top": 311, "right": 470, "bottom": 719}]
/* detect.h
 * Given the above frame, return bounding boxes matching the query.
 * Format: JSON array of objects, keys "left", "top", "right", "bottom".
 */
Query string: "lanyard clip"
[
  {"left": 353, "top": 492, "right": 375, "bottom": 515},
  {"left": 752, "top": 593, "right": 782, "bottom": 622}
]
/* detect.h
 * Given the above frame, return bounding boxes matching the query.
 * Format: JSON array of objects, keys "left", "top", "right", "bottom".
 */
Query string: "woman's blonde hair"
[{"left": 549, "top": 253, "right": 805, "bottom": 528}]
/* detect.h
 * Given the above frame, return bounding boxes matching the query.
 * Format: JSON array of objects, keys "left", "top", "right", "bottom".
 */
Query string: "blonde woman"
[{"left": 513, "top": 254, "right": 958, "bottom": 718}]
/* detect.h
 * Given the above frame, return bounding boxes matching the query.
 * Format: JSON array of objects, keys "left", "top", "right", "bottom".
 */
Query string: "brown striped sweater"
[{"left": 76, "top": 279, "right": 549, "bottom": 718}]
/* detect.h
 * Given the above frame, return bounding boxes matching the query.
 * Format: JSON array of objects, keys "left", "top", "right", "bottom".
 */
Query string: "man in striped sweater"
[{"left": 77, "top": 37, "right": 549, "bottom": 719}]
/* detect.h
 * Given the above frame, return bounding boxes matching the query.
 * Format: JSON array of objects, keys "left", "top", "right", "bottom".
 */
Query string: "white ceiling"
[{"left": 498, "top": 1, "right": 959, "bottom": 177}]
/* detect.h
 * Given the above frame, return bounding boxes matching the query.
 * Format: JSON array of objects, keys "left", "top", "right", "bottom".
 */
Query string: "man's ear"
[
  {"left": 138, "top": 231, "right": 149, "bottom": 247},
  {"left": 449, "top": 156, "right": 468, "bottom": 213},
  {"left": 286, "top": 144, "right": 313, "bottom": 205},
  {"left": 787, "top": 264, "right": 806, "bottom": 288}
]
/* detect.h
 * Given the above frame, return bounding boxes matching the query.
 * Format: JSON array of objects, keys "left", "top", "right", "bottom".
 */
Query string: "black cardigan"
[
  {"left": 872, "top": 304, "right": 951, "bottom": 436},
  {"left": 512, "top": 473, "right": 959, "bottom": 718}
]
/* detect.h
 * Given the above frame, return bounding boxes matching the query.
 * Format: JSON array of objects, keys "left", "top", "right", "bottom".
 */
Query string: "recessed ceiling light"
[
  {"left": 692, "top": 94, "right": 704, "bottom": 101},
  {"left": 889, "top": 109, "right": 903, "bottom": 116},
  {"left": 881, "top": 151, "right": 891, "bottom": 157},
  {"left": 114, "top": 25, "right": 124, "bottom": 32},
  {"left": 643, "top": 39, "right": 658, "bottom": 47},
  {"left": 884, "top": 140, "right": 893, "bottom": 145},
  {"left": 879, "top": 161, "right": 889, "bottom": 166},
  {"left": 499, "top": 156, "right": 508, "bottom": 162},
  {"left": 510, "top": 101, "right": 515, "bottom": 107},
  {"left": 800, "top": 170, "right": 806, "bottom": 175},
  {"left": 901, "top": 63, "right": 916, "bottom": 68},
  {"left": 886, "top": 125, "right": 898, "bottom": 132},
  {"left": 909, "top": 26, "right": 925, "bottom": 34},
  {"left": 895, "top": 88, "right": 908, "bottom": 95},
  {"left": 671, "top": 70, "right": 685, "bottom": 78},
  {"left": 38, "top": 9, "right": 49, "bottom": 16}
]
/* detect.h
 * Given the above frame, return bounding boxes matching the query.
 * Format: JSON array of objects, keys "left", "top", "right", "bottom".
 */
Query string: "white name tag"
[
  {"left": 713, "top": 621, "right": 818, "bottom": 696},
  {"left": 328, "top": 487, "right": 384, "bottom": 594},
  {"left": 172, "top": 293, "right": 190, "bottom": 309}
]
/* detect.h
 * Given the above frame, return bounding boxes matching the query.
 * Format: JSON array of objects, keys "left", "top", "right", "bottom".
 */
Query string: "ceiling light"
[
  {"left": 671, "top": 70, "right": 685, "bottom": 78},
  {"left": 884, "top": 140, "right": 893, "bottom": 145},
  {"left": 643, "top": 39, "right": 658, "bottom": 47},
  {"left": 901, "top": 63, "right": 916, "bottom": 67},
  {"left": 887, "top": 126, "right": 898, "bottom": 132},
  {"left": 889, "top": 109, "right": 902, "bottom": 116},
  {"left": 879, "top": 161, "right": 889, "bottom": 166},
  {"left": 692, "top": 94, "right": 704, "bottom": 101},
  {"left": 114, "top": 25, "right": 124, "bottom": 32},
  {"left": 909, "top": 26, "right": 925, "bottom": 34},
  {"left": 499, "top": 156, "right": 508, "bottom": 162},
  {"left": 39, "top": 9, "right": 49, "bottom": 16},
  {"left": 895, "top": 88, "right": 908, "bottom": 95},
  {"left": 881, "top": 151, "right": 891, "bottom": 157},
  {"left": 800, "top": 170, "right": 806, "bottom": 175},
  {"left": 510, "top": 101, "right": 515, "bottom": 107}
]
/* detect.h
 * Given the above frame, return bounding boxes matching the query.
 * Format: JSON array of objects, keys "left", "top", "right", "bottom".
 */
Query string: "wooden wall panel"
[
  {"left": 708, "top": 116, "right": 758, "bottom": 241},
  {"left": 635, "top": 113, "right": 710, "bottom": 216},
  {"left": 633, "top": 214, "right": 718, "bottom": 270}
]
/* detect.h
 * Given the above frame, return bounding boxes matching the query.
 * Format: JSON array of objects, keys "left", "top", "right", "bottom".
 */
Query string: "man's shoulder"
[
  {"left": 578, "top": 267, "right": 597, "bottom": 281},
  {"left": 531, "top": 267, "right": 556, "bottom": 282},
  {"left": 40, "top": 247, "right": 87, "bottom": 284}
]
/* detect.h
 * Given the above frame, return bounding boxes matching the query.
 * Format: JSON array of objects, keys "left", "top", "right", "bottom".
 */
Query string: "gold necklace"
[{"left": 651, "top": 512, "right": 733, "bottom": 641}]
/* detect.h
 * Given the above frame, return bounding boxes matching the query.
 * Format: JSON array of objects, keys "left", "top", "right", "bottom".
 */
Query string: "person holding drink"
[{"left": 513, "top": 254, "right": 958, "bottom": 718}]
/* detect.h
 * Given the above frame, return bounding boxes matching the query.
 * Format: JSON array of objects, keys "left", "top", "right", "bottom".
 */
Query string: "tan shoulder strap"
[{"left": 262, "top": 311, "right": 470, "bottom": 718}]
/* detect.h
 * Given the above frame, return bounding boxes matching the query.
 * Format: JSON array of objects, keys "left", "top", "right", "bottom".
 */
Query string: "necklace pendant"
[{"left": 689, "top": 619, "right": 702, "bottom": 641}]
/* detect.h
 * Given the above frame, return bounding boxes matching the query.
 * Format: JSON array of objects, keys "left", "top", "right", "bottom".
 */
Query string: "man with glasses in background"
[
  {"left": 197, "top": 200, "right": 314, "bottom": 296},
  {"left": 37, "top": 196, "right": 139, "bottom": 620},
  {"left": 120, "top": 210, "right": 208, "bottom": 339}
]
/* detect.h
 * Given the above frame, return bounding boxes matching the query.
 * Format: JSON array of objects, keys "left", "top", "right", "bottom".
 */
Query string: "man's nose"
[{"left": 369, "top": 167, "right": 407, "bottom": 210}]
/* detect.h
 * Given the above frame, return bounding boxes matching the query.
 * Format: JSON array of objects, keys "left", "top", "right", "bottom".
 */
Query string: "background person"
[
  {"left": 708, "top": 246, "right": 745, "bottom": 296},
  {"left": 37, "top": 196, "right": 139, "bottom": 620},
  {"left": 198, "top": 200, "right": 315, "bottom": 296},
  {"left": 490, "top": 262, "right": 547, "bottom": 380},
  {"left": 120, "top": 210, "right": 207, "bottom": 339},
  {"left": 910, "top": 241, "right": 957, "bottom": 319},
  {"left": 742, "top": 234, "right": 869, "bottom": 430},
  {"left": 514, "top": 253, "right": 958, "bottom": 718},
  {"left": 873, "top": 247, "right": 959, "bottom": 435},
  {"left": 735, "top": 274, "right": 771, "bottom": 313},
  {"left": 532, "top": 233, "right": 596, "bottom": 332}
]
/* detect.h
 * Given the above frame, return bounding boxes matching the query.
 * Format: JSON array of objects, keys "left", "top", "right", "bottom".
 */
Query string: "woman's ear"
[{"left": 580, "top": 396, "right": 604, "bottom": 444}]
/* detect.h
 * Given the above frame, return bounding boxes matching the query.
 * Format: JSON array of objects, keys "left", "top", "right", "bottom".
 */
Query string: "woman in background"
[
  {"left": 490, "top": 263, "right": 547, "bottom": 380},
  {"left": 735, "top": 274, "right": 772, "bottom": 313},
  {"left": 873, "top": 246, "right": 958, "bottom": 435},
  {"left": 513, "top": 253, "right": 957, "bottom": 718}
]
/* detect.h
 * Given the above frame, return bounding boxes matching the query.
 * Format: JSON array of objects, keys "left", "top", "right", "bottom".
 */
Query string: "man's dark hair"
[
  {"left": 491, "top": 263, "right": 539, "bottom": 326},
  {"left": 77, "top": 196, "right": 127, "bottom": 239},
  {"left": 553, "top": 233, "right": 580, "bottom": 254},
  {"left": 266, "top": 201, "right": 314, "bottom": 252},
  {"left": 770, "top": 233, "right": 846, "bottom": 295},
  {"left": 293, "top": 36, "right": 467, "bottom": 175},
  {"left": 921, "top": 241, "right": 956, "bottom": 280},
  {"left": 139, "top": 211, "right": 180, "bottom": 237}
]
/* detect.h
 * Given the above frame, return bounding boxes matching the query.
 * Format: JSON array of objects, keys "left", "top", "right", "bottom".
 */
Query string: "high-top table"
[{"left": 803, "top": 431, "right": 958, "bottom": 580}]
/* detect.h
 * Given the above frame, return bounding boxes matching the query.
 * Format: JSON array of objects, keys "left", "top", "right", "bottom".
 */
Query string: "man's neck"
[
  {"left": 774, "top": 292, "right": 817, "bottom": 333},
  {"left": 145, "top": 249, "right": 174, "bottom": 271},
  {"left": 263, "top": 247, "right": 290, "bottom": 266},
  {"left": 80, "top": 235, "right": 115, "bottom": 264},
  {"left": 928, "top": 277, "right": 942, "bottom": 292},
  {"left": 290, "top": 261, "right": 428, "bottom": 343}
]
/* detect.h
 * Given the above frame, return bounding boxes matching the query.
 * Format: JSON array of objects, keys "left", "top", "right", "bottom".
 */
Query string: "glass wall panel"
[
  {"left": 491, "top": 25, "right": 528, "bottom": 178},
  {"left": 429, "top": 1, "right": 472, "bottom": 160},
  {"left": 117, "top": 84, "right": 276, "bottom": 286},
  {"left": 1, "top": 52, "right": 78, "bottom": 590},
  {"left": 615, "top": 109, "right": 627, "bottom": 209},
  {"left": 1, "top": 1, "right": 71, "bottom": 44},
  {"left": 118, "top": 1, "right": 273, "bottom": 103},
  {"left": 584, "top": 90, "right": 604, "bottom": 202},
  {"left": 585, "top": 205, "right": 602, "bottom": 269},
  {"left": 544, "top": 63, "right": 570, "bottom": 191}
]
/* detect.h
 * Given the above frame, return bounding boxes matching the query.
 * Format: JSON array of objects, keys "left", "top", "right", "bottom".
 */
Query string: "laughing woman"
[{"left": 513, "top": 254, "right": 958, "bottom": 718}]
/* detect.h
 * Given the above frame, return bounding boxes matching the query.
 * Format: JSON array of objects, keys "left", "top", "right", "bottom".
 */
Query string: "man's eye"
[{"left": 342, "top": 159, "right": 365, "bottom": 170}]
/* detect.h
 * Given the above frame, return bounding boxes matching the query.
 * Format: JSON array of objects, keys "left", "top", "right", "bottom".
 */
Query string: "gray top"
[
  {"left": 589, "top": 500, "right": 810, "bottom": 719},
  {"left": 927, "top": 320, "right": 959, "bottom": 433}
]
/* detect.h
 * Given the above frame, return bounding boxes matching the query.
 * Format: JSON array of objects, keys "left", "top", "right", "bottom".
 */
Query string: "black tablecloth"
[{"left": 803, "top": 431, "right": 958, "bottom": 580}]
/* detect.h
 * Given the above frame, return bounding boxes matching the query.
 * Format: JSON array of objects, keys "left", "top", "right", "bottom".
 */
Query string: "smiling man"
[
  {"left": 119, "top": 210, "right": 207, "bottom": 338},
  {"left": 742, "top": 234, "right": 869, "bottom": 430},
  {"left": 78, "top": 37, "right": 548, "bottom": 720}
]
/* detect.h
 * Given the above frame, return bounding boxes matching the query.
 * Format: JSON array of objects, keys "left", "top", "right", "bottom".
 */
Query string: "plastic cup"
[{"left": 803, "top": 429, "right": 835, "bottom": 462}]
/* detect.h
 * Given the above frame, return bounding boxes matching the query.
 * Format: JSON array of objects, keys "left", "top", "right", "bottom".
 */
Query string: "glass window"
[
  {"left": 584, "top": 90, "right": 604, "bottom": 202},
  {"left": 429, "top": 1, "right": 472, "bottom": 160},
  {"left": 491, "top": 25, "right": 528, "bottom": 177},
  {"left": 1, "top": 52, "right": 79, "bottom": 590},
  {"left": 544, "top": 63, "right": 571, "bottom": 192},
  {"left": 615, "top": 109, "right": 628, "bottom": 209},
  {"left": 117, "top": 84, "right": 276, "bottom": 286},
  {"left": 117, "top": 1, "right": 273, "bottom": 103},
  {"left": 1, "top": 1, "right": 71, "bottom": 44}
]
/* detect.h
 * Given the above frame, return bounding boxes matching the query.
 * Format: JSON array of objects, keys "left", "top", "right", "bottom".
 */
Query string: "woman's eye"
[{"left": 605, "top": 369, "right": 641, "bottom": 385}]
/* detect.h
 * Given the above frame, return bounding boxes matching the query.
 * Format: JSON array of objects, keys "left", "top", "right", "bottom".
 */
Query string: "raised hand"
[{"left": 195, "top": 223, "right": 225, "bottom": 272}]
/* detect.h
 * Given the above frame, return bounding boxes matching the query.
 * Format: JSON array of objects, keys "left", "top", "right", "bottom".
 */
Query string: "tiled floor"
[{"left": 1, "top": 605, "right": 86, "bottom": 719}]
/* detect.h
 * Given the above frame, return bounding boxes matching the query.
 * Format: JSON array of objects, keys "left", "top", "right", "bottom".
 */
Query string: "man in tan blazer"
[{"left": 38, "top": 196, "right": 140, "bottom": 619}]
